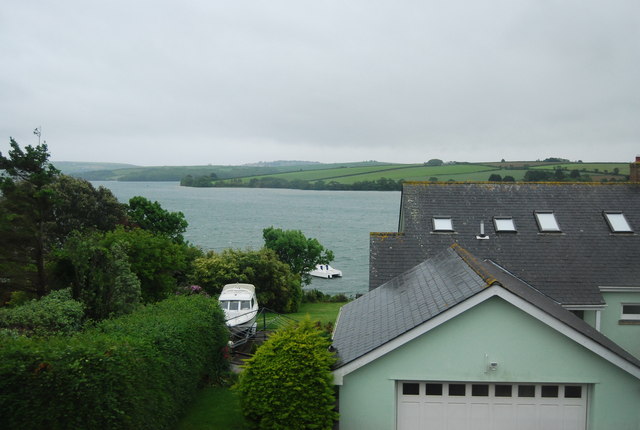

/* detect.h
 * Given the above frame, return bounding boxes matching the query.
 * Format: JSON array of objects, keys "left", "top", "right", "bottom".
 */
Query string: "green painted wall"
[
  {"left": 337, "top": 297, "right": 640, "bottom": 430},
  {"left": 601, "top": 292, "right": 640, "bottom": 358}
]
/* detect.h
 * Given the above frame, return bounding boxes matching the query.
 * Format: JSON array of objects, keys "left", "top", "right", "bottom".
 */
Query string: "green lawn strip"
[
  {"left": 326, "top": 164, "right": 496, "bottom": 184},
  {"left": 175, "top": 386, "right": 248, "bottom": 430},
  {"left": 259, "top": 301, "right": 346, "bottom": 330},
  {"left": 530, "top": 163, "right": 629, "bottom": 174},
  {"left": 286, "top": 301, "right": 347, "bottom": 325}
]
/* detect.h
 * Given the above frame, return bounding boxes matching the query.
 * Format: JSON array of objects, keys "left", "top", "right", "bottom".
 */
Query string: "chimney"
[{"left": 631, "top": 156, "right": 640, "bottom": 183}]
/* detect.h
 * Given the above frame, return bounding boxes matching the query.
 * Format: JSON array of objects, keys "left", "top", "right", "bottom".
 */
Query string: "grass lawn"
[
  {"left": 174, "top": 302, "right": 345, "bottom": 429},
  {"left": 175, "top": 386, "right": 248, "bottom": 430},
  {"left": 258, "top": 301, "right": 346, "bottom": 330},
  {"left": 286, "top": 301, "right": 346, "bottom": 324}
]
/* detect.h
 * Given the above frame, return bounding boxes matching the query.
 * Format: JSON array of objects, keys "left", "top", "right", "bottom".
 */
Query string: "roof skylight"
[
  {"left": 493, "top": 217, "right": 516, "bottom": 232},
  {"left": 535, "top": 212, "right": 561, "bottom": 232},
  {"left": 604, "top": 212, "right": 633, "bottom": 233},
  {"left": 432, "top": 216, "right": 453, "bottom": 232}
]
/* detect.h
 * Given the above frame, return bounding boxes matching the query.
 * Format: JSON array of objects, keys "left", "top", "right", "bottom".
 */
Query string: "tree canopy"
[
  {"left": 191, "top": 247, "right": 302, "bottom": 313},
  {"left": 126, "top": 196, "right": 188, "bottom": 243},
  {"left": 262, "top": 227, "right": 334, "bottom": 286}
]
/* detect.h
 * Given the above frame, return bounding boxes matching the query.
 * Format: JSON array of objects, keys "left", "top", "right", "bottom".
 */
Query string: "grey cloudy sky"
[{"left": 1, "top": 0, "right": 639, "bottom": 166}]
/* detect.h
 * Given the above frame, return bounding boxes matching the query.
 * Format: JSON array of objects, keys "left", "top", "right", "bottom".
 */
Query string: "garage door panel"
[
  {"left": 446, "top": 403, "right": 467, "bottom": 430},
  {"left": 493, "top": 403, "right": 515, "bottom": 428},
  {"left": 398, "top": 382, "right": 587, "bottom": 430}
]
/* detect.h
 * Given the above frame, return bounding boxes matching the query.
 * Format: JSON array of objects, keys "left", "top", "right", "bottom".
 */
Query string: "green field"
[{"left": 530, "top": 163, "right": 628, "bottom": 175}]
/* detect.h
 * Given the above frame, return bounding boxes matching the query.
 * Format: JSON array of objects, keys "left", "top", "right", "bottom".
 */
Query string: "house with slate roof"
[{"left": 331, "top": 164, "right": 640, "bottom": 430}]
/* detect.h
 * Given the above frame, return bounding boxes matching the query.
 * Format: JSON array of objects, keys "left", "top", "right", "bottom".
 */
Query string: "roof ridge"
[{"left": 450, "top": 244, "right": 497, "bottom": 287}]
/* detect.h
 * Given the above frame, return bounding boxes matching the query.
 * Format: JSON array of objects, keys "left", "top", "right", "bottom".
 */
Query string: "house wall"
[
  {"left": 337, "top": 297, "right": 640, "bottom": 430},
  {"left": 601, "top": 291, "right": 640, "bottom": 358}
]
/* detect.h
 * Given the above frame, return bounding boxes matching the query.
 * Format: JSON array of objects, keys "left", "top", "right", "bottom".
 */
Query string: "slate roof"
[
  {"left": 370, "top": 182, "right": 640, "bottom": 305},
  {"left": 333, "top": 245, "right": 640, "bottom": 370}
]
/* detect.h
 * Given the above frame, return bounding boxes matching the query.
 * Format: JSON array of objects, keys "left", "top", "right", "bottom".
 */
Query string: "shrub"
[
  {"left": 0, "top": 289, "right": 84, "bottom": 336},
  {"left": 302, "top": 289, "right": 350, "bottom": 303},
  {"left": 302, "top": 289, "right": 331, "bottom": 303},
  {"left": 236, "top": 319, "right": 337, "bottom": 429},
  {"left": 0, "top": 295, "right": 229, "bottom": 430}
]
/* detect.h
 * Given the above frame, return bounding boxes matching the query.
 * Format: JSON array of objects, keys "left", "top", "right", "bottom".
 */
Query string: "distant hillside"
[
  {"left": 181, "top": 161, "right": 631, "bottom": 191},
  {"left": 68, "top": 160, "right": 390, "bottom": 181},
  {"left": 243, "top": 160, "right": 321, "bottom": 167},
  {"left": 53, "top": 159, "right": 631, "bottom": 188},
  {"left": 53, "top": 161, "right": 139, "bottom": 175}
]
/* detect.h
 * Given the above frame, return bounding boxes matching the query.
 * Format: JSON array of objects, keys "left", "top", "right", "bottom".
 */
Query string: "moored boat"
[
  {"left": 309, "top": 264, "right": 343, "bottom": 279},
  {"left": 218, "top": 283, "right": 259, "bottom": 334}
]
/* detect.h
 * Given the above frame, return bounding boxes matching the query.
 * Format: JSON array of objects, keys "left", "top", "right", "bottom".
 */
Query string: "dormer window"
[
  {"left": 493, "top": 217, "right": 516, "bottom": 232},
  {"left": 535, "top": 212, "right": 561, "bottom": 232},
  {"left": 604, "top": 212, "right": 633, "bottom": 233},
  {"left": 433, "top": 216, "right": 454, "bottom": 232}
]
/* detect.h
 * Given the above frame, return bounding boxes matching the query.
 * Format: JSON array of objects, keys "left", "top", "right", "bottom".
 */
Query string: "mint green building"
[{"left": 332, "top": 182, "right": 640, "bottom": 429}]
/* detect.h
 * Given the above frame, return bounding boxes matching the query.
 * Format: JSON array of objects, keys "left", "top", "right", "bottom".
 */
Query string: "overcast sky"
[{"left": 1, "top": 1, "right": 639, "bottom": 166}]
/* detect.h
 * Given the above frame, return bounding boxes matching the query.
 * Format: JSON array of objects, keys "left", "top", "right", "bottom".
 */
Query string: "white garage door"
[{"left": 397, "top": 382, "right": 587, "bottom": 430}]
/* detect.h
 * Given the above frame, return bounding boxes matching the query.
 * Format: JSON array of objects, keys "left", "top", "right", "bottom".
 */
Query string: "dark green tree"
[
  {"left": 62, "top": 231, "right": 141, "bottom": 320},
  {"left": 101, "top": 227, "right": 195, "bottom": 302},
  {"left": 50, "top": 175, "right": 126, "bottom": 241},
  {"left": 524, "top": 170, "right": 553, "bottom": 182},
  {"left": 126, "top": 196, "right": 188, "bottom": 243},
  {"left": 425, "top": 158, "right": 444, "bottom": 166},
  {"left": 502, "top": 175, "right": 516, "bottom": 182},
  {"left": 263, "top": 227, "right": 334, "bottom": 286},
  {"left": 488, "top": 174, "right": 502, "bottom": 182},
  {"left": 0, "top": 138, "right": 60, "bottom": 297}
]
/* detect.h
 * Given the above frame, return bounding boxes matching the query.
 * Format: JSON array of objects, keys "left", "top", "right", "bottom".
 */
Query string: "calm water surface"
[{"left": 93, "top": 182, "right": 401, "bottom": 296}]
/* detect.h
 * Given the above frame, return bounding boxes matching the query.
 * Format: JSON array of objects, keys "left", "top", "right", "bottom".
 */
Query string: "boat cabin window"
[{"left": 221, "top": 300, "right": 252, "bottom": 311}]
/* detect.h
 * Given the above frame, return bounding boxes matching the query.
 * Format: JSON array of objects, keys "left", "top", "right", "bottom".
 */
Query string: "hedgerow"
[
  {"left": 0, "top": 295, "right": 229, "bottom": 430},
  {"left": 0, "top": 289, "right": 84, "bottom": 336},
  {"left": 236, "top": 318, "right": 338, "bottom": 429}
]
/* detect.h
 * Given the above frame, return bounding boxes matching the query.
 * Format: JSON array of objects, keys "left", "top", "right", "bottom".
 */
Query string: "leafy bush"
[
  {"left": 0, "top": 295, "right": 229, "bottom": 430},
  {"left": 0, "top": 289, "right": 84, "bottom": 336},
  {"left": 302, "top": 289, "right": 350, "bottom": 303},
  {"left": 236, "top": 319, "right": 338, "bottom": 429},
  {"left": 192, "top": 248, "right": 302, "bottom": 313}
]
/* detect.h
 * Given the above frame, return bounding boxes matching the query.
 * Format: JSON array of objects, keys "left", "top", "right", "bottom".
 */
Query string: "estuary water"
[{"left": 93, "top": 182, "right": 401, "bottom": 296}]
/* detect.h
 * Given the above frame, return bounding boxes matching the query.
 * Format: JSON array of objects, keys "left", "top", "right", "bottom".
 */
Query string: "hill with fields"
[
  {"left": 180, "top": 160, "right": 630, "bottom": 190},
  {"left": 59, "top": 159, "right": 631, "bottom": 190}
]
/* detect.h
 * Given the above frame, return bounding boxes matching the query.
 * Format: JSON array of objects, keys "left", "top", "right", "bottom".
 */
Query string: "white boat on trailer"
[
  {"left": 218, "top": 283, "right": 259, "bottom": 334},
  {"left": 309, "top": 264, "right": 343, "bottom": 279}
]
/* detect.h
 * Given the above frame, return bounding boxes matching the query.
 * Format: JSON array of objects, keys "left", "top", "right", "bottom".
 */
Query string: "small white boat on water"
[
  {"left": 218, "top": 283, "right": 259, "bottom": 334},
  {"left": 309, "top": 264, "right": 343, "bottom": 279}
]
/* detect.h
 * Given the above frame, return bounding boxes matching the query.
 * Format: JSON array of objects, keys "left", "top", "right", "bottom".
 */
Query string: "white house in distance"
[{"left": 331, "top": 159, "right": 640, "bottom": 430}]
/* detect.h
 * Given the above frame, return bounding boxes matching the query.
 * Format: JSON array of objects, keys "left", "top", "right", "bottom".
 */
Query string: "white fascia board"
[
  {"left": 563, "top": 304, "right": 607, "bottom": 310},
  {"left": 333, "top": 286, "right": 640, "bottom": 385},
  {"left": 599, "top": 286, "right": 640, "bottom": 293}
]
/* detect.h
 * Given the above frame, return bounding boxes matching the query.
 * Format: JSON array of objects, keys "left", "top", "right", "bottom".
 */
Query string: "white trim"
[
  {"left": 563, "top": 304, "right": 606, "bottom": 310},
  {"left": 333, "top": 286, "right": 640, "bottom": 385},
  {"left": 596, "top": 310, "right": 601, "bottom": 332},
  {"left": 621, "top": 303, "right": 640, "bottom": 320},
  {"left": 599, "top": 286, "right": 640, "bottom": 293}
]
